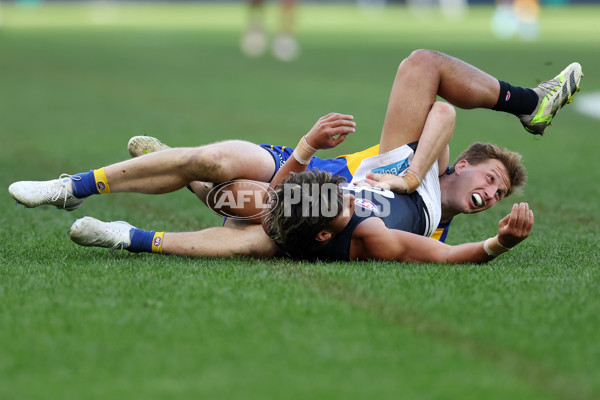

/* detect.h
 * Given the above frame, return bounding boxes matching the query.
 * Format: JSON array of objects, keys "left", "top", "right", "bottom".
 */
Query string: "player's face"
[{"left": 453, "top": 159, "right": 510, "bottom": 214}]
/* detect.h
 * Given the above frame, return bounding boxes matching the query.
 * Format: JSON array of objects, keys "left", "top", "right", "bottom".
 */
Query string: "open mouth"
[{"left": 472, "top": 193, "right": 483, "bottom": 208}]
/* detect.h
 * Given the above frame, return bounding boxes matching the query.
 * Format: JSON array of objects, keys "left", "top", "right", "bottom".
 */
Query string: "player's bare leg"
[
  {"left": 272, "top": 0, "right": 299, "bottom": 61},
  {"left": 127, "top": 136, "right": 215, "bottom": 203},
  {"left": 380, "top": 49, "right": 581, "bottom": 149},
  {"left": 373, "top": 49, "right": 580, "bottom": 190},
  {"left": 9, "top": 140, "right": 277, "bottom": 210},
  {"left": 104, "top": 141, "right": 275, "bottom": 193},
  {"left": 68, "top": 216, "right": 280, "bottom": 258},
  {"left": 379, "top": 49, "right": 499, "bottom": 154},
  {"left": 162, "top": 221, "right": 279, "bottom": 258}
]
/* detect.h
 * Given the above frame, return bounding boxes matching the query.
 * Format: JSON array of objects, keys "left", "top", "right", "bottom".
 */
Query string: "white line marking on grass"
[{"left": 574, "top": 91, "right": 600, "bottom": 120}]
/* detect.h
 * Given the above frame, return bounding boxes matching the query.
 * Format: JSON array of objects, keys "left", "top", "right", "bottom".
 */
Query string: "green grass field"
[{"left": 1, "top": 2, "right": 599, "bottom": 399}]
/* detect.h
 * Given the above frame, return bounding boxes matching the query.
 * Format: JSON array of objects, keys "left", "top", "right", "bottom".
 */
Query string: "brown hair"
[
  {"left": 266, "top": 170, "right": 346, "bottom": 258},
  {"left": 450, "top": 142, "right": 527, "bottom": 196}
]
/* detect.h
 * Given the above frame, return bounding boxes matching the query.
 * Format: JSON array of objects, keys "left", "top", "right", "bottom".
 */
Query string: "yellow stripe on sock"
[
  {"left": 93, "top": 168, "right": 111, "bottom": 194},
  {"left": 152, "top": 232, "right": 165, "bottom": 253}
]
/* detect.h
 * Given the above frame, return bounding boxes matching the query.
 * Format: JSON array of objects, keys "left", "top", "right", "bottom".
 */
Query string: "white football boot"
[
  {"left": 519, "top": 62, "right": 583, "bottom": 135},
  {"left": 127, "top": 136, "right": 171, "bottom": 158},
  {"left": 9, "top": 174, "right": 85, "bottom": 211},
  {"left": 69, "top": 216, "right": 134, "bottom": 253},
  {"left": 240, "top": 24, "right": 268, "bottom": 58},
  {"left": 272, "top": 32, "right": 299, "bottom": 62}
]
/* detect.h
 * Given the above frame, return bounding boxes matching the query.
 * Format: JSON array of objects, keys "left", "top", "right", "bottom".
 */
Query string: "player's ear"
[
  {"left": 454, "top": 159, "right": 470, "bottom": 175},
  {"left": 315, "top": 230, "right": 332, "bottom": 243}
]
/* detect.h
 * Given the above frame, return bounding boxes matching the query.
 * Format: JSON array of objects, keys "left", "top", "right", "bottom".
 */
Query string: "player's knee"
[
  {"left": 183, "top": 146, "right": 227, "bottom": 181},
  {"left": 432, "top": 101, "right": 456, "bottom": 122},
  {"left": 401, "top": 49, "right": 437, "bottom": 71}
]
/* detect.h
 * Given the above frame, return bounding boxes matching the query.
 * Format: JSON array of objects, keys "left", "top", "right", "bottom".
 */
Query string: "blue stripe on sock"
[
  {"left": 71, "top": 170, "right": 100, "bottom": 198},
  {"left": 128, "top": 228, "right": 155, "bottom": 253}
]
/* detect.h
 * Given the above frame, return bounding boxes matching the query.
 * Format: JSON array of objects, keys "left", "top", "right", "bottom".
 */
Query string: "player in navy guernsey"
[
  {"left": 9, "top": 50, "right": 580, "bottom": 263},
  {"left": 315, "top": 185, "right": 429, "bottom": 261}
]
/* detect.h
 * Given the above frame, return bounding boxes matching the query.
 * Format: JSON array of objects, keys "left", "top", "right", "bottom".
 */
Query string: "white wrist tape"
[
  {"left": 302, "top": 136, "right": 317, "bottom": 152},
  {"left": 483, "top": 235, "right": 512, "bottom": 257},
  {"left": 292, "top": 136, "right": 317, "bottom": 165},
  {"left": 401, "top": 169, "right": 422, "bottom": 194},
  {"left": 292, "top": 150, "right": 311, "bottom": 165}
]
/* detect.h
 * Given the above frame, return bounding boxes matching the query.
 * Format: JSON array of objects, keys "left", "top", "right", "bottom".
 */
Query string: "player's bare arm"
[
  {"left": 352, "top": 202, "right": 533, "bottom": 263},
  {"left": 364, "top": 101, "right": 455, "bottom": 194},
  {"left": 268, "top": 112, "right": 356, "bottom": 189}
]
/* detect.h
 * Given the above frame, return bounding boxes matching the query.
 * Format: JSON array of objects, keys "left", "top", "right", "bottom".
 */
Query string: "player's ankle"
[{"left": 71, "top": 168, "right": 111, "bottom": 198}]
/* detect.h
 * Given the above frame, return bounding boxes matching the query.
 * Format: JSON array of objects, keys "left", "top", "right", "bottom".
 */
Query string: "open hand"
[
  {"left": 305, "top": 113, "right": 356, "bottom": 150},
  {"left": 364, "top": 172, "right": 408, "bottom": 193},
  {"left": 497, "top": 202, "right": 534, "bottom": 248}
]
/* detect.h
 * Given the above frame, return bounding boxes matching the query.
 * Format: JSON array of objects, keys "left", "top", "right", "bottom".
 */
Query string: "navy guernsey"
[{"left": 314, "top": 186, "right": 429, "bottom": 261}]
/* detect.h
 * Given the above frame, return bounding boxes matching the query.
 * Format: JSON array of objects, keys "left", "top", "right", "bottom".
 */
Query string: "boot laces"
[{"left": 50, "top": 174, "right": 81, "bottom": 209}]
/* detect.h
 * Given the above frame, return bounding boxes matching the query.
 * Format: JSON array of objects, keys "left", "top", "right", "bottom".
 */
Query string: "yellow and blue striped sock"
[
  {"left": 71, "top": 168, "right": 111, "bottom": 198},
  {"left": 128, "top": 229, "right": 164, "bottom": 254}
]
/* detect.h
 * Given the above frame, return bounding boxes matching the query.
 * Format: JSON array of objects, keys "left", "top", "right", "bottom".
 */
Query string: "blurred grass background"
[{"left": 0, "top": 2, "right": 599, "bottom": 399}]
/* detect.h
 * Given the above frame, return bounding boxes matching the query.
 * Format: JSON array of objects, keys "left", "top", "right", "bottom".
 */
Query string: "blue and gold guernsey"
[
  {"left": 432, "top": 166, "right": 453, "bottom": 242},
  {"left": 260, "top": 143, "right": 452, "bottom": 243},
  {"left": 432, "top": 219, "right": 452, "bottom": 242},
  {"left": 260, "top": 144, "right": 380, "bottom": 183}
]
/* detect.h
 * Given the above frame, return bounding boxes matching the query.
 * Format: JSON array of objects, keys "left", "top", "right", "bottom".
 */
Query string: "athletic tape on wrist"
[
  {"left": 302, "top": 136, "right": 317, "bottom": 152},
  {"left": 292, "top": 136, "right": 317, "bottom": 165},
  {"left": 292, "top": 150, "right": 311, "bottom": 165},
  {"left": 402, "top": 169, "right": 422, "bottom": 194},
  {"left": 483, "top": 235, "right": 512, "bottom": 257}
]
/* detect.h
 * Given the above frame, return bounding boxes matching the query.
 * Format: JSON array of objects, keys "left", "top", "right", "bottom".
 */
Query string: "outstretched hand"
[
  {"left": 497, "top": 202, "right": 534, "bottom": 248},
  {"left": 305, "top": 113, "right": 356, "bottom": 150},
  {"left": 364, "top": 172, "right": 408, "bottom": 193}
]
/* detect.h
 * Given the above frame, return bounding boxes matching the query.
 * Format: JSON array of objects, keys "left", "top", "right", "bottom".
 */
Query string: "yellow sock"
[
  {"left": 92, "top": 168, "right": 111, "bottom": 194},
  {"left": 152, "top": 232, "right": 165, "bottom": 253}
]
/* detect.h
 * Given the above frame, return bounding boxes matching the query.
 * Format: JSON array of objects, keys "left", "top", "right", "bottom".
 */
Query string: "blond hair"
[{"left": 451, "top": 142, "right": 527, "bottom": 196}]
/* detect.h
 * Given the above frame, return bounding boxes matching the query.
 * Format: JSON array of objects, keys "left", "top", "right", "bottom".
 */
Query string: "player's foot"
[
  {"left": 241, "top": 24, "right": 268, "bottom": 58},
  {"left": 127, "top": 136, "right": 171, "bottom": 158},
  {"left": 69, "top": 216, "right": 133, "bottom": 252},
  {"left": 9, "top": 175, "right": 85, "bottom": 211},
  {"left": 272, "top": 32, "right": 299, "bottom": 62},
  {"left": 519, "top": 62, "right": 583, "bottom": 135}
]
